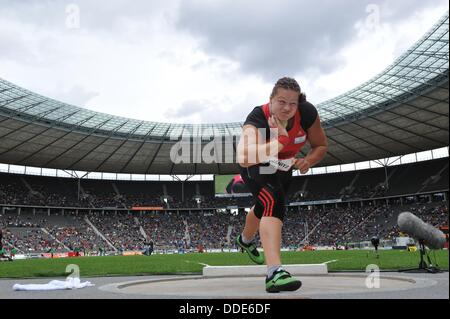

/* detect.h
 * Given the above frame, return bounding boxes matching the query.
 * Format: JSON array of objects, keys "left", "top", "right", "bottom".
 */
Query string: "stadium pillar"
[
  {"left": 444, "top": 192, "right": 448, "bottom": 202},
  {"left": 384, "top": 165, "right": 389, "bottom": 190},
  {"left": 181, "top": 181, "right": 185, "bottom": 203},
  {"left": 77, "top": 178, "right": 81, "bottom": 201},
  {"left": 428, "top": 194, "right": 432, "bottom": 203},
  {"left": 1, "top": 207, "right": 4, "bottom": 214},
  {"left": 386, "top": 198, "right": 389, "bottom": 207},
  {"left": 32, "top": 207, "right": 35, "bottom": 216},
  {"left": 48, "top": 208, "right": 50, "bottom": 216},
  {"left": 61, "top": 208, "right": 64, "bottom": 216},
  {"left": 18, "top": 207, "right": 21, "bottom": 216},
  {"left": 400, "top": 197, "right": 403, "bottom": 206}
]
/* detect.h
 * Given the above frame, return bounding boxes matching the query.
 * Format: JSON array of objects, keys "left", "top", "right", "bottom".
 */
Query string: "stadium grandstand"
[{"left": 0, "top": 13, "right": 448, "bottom": 257}]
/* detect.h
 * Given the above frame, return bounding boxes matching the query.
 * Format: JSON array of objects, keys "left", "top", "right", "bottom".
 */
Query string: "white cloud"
[
  {"left": 296, "top": 3, "right": 449, "bottom": 104},
  {"left": 0, "top": 0, "right": 448, "bottom": 124}
]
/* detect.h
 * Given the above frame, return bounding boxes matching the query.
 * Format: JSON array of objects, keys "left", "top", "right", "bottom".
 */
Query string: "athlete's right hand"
[{"left": 268, "top": 115, "right": 288, "bottom": 137}]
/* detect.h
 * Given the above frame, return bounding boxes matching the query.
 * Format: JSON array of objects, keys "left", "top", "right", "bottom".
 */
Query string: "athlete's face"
[{"left": 269, "top": 88, "right": 299, "bottom": 121}]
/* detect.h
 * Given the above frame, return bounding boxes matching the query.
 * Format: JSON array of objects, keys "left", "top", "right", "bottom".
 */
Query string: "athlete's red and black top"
[
  {"left": 238, "top": 98, "right": 318, "bottom": 220},
  {"left": 242, "top": 97, "right": 318, "bottom": 163}
]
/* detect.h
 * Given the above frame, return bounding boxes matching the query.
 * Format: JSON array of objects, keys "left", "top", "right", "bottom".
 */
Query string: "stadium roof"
[{"left": 0, "top": 13, "right": 448, "bottom": 175}]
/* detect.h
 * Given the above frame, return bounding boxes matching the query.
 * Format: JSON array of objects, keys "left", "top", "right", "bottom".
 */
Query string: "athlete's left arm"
[{"left": 294, "top": 115, "right": 328, "bottom": 174}]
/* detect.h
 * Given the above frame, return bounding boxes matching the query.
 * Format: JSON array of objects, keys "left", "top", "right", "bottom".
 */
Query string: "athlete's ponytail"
[{"left": 299, "top": 92, "right": 306, "bottom": 103}]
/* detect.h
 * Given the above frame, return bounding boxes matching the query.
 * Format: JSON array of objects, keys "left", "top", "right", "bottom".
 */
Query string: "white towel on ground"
[{"left": 13, "top": 277, "right": 95, "bottom": 291}]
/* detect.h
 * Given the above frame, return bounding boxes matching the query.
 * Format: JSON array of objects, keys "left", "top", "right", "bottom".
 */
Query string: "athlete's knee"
[{"left": 261, "top": 214, "right": 284, "bottom": 223}]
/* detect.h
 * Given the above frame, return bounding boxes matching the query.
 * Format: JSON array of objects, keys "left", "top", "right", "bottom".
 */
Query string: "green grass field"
[{"left": 0, "top": 250, "right": 448, "bottom": 279}]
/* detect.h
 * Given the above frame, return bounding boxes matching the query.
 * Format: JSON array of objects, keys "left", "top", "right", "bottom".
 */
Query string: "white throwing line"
[
  {"left": 322, "top": 259, "right": 338, "bottom": 264},
  {"left": 184, "top": 260, "right": 210, "bottom": 267}
]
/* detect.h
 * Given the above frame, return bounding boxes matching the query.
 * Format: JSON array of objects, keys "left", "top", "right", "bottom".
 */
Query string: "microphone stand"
[{"left": 398, "top": 239, "right": 441, "bottom": 273}]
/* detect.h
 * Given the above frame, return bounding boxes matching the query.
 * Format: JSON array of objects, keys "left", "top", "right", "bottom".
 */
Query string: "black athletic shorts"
[{"left": 239, "top": 164, "right": 293, "bottom": 222}]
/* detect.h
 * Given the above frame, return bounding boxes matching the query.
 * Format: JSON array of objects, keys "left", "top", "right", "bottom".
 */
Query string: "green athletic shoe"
[
  {"left": 236, "top": 235, "right": 265, "bottom": 265},
  {"left": 265, "top": 268, "right": 302, "bottom": 293}
]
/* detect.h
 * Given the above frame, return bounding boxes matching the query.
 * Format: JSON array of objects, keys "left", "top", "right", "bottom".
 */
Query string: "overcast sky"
[{"left": 0, "top": 0, "right": 448, "bottom": 124}]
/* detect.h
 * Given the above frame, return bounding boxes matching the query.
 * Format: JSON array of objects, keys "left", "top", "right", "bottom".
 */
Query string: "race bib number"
[
  {"left": 294, "top": 135, "right": 306, "bottom": 144},
  {"left": 268, "top": 158, "right": 294, "bottom": 171}
]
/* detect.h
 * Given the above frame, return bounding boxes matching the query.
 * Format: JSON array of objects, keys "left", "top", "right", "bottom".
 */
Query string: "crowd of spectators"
[{"left": 1, "top": 202, "right": 447, "bottom": 253}]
